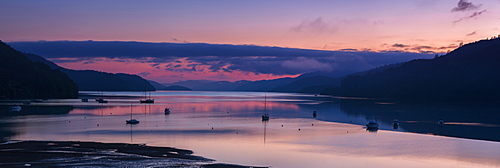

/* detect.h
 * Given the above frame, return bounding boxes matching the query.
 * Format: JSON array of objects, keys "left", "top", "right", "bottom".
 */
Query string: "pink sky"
[{"left": 2, "top": 0, "right": 499, "bottom": 82}]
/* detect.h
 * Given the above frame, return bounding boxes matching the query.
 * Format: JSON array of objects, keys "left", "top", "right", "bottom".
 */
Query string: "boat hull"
[{"left": 126, "top": 119, "right": 140, "bottom": 124}]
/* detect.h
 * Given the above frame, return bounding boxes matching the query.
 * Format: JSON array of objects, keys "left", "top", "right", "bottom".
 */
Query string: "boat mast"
[{"left": 264, "top": 95, "right": 267, "bottom": 114}]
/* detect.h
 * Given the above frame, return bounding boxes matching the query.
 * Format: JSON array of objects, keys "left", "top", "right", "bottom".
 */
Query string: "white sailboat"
[
  {"left": 140, "top": 87, "right": 154, "bottom": 103},
  {"left": 262, "top": 95, "right": 269, "bottom": 121},
  {"left": 126, "top": 104, "right": 139, "bottom": 124}
]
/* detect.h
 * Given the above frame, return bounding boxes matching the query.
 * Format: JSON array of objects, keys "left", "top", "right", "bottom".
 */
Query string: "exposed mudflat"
[{"left": 0, "top": 140, "right": 267, "bottom": 168}]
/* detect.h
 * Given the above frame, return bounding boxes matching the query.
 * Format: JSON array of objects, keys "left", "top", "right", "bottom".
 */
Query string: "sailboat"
[
  {"left": 126, "top": 103, "right": 140, "bottom": 124},
  {"left": 262, "top": 95, "right": 269, "bottom": 121},
  {"left": 140, "top": 87, "right": 154, "bottom": 103},
  {"left": 96, "top": 91, "right": 108, "bottom": 103},
  {"left": 164, "top": 107, "right": 170, "bottom": 114}
]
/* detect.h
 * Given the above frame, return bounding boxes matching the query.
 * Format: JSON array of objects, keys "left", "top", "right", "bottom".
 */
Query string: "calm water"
[{"left": 0, "top": 91, "right": 499, "bottom": 167}]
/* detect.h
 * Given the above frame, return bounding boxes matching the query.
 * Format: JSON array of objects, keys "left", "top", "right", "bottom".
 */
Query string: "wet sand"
[{"left": 0, "top": 140, "right": 267, "bottom": 168}]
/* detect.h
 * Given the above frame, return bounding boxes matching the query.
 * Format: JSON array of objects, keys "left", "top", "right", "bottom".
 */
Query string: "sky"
[{"left": 1, "top": 0, "right": 499, "bottom": 83}]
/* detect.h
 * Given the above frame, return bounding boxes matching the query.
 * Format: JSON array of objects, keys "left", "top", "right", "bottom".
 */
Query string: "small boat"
[
  {"left": 11, "top": 106, "right": 21, "bottom": 111},
  {"left": 393, "top": 119, "right": 399, "bottom": 126},
  {"left": 366, "top": 120, "right": 379, "bottom": 128},
  {"left": 393, "top": 119, "right": 399, "bottom": 129},
  {"left": 126, "top": 119, "right": 140, "bottom": 124},
  {"left": 164, "top": 107, "right": 170, "bottom": 114},
  {"left": 140, "top": 99, "right": 154, "bottom": 103},
  {"left": 140, "top": 87, "right": 154, "bottom": 103},
  {"left": 126, "top": 104, "right": 139, "bottom": 124},
  {"left": 261, "top": 95, "right": 269, "bottom": 121},
  {"left": 81, "top": 98, "right": 89, "bottom": 102},
  {"left": 262, "top": 113, "right": 269, "bottom": 121},
  {"left": 97, "top": 98, "right": 108, "bottom": 103},
  {"left": 313, "top": 111, "right": 317, "bottom": 118},
  {"left": 437, "top": 119, "right": 444, "bottom": 125}
]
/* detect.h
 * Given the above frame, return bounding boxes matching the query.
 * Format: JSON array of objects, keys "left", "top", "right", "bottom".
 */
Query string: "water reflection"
[
  {"left": 0, "top": 91, "right": 498, "bottom": 167},
  {"left": 337, "top": 100, "right": 500, "bottom": 141}
]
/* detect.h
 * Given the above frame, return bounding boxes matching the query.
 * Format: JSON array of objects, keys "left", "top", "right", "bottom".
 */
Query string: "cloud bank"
[{"left": 8, "top": 41, "right": 433, "bottom": 80}]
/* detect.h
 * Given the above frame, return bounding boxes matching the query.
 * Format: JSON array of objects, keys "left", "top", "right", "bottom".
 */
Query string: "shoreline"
[{"left": 0, "top": 140, "right": 267, "bottom": 168}]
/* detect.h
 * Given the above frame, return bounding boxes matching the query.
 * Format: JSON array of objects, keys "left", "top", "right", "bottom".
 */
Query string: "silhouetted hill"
[
  {"left": 0, "top": 41, "right": 78, "bottom": 99},
  {"left": 24, "top": 54, "right": 155, "bottom": 91},
  {"left": 165, "top": 76, "right": 336, "bottom": 94},
  {"left": 163, "top": 85, "right": 192, "bottom": 91},
  {"left": 325, "top": 37, "right": 500, "bottom": 101},
  {"left": 234, "top": 78, "right": 295, "bottom": 92},
  {"left": 270, "top": 76, "right": 340, "bottom": 93},
  {"left": 148, "top": 80, "right": 167, "bottom": 90}
]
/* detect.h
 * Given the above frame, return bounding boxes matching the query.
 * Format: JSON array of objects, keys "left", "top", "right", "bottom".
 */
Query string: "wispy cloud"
[
  {"left": 385, "top": 43, "right": 459, "bottom": 53},
  {"left": 451, "top": 0, "right": 481, "bottom": 12},
  {"left": 138, "top": 72, "right": 150, "bottom": 77},
  {"left": 392, "top": 44, "right": 410, "bottom": 48},
  {"left": 453, "top": 10, "right": 487, "bottom": 23},
  {"left": 466, "top": 31, "right": 477, "bottom": 36},
  {"left": 291, "top": 17, "right": 338, "bottom": 34}
]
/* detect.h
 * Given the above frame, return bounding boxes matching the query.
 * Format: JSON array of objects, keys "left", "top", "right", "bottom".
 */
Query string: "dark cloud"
[
  {"left": 392, "top": 43, "right": 409, "bottom": 48},
  {"left": 172, "top": 38, "right": 189, "bottom": 43},
  {"left": 387, "top": 43, "right": 458, "bottom": 53},
  {"left": 339, "top": 48, "right": 359, "bottom": 52},
  {"left": 451, "top": 0, "right": 481, "bottom": 12},
  {"left": 8, "top": 41, "right": 433, "bottom": 77},
  {"left": 291, "top": 17, "right": 338, "bottom": 34},
  {"left": 452, "top": 10, "right": 487, "bottom": 23},
  {"left": 466, "top": 31, "right": 477, "bottom": 36}
]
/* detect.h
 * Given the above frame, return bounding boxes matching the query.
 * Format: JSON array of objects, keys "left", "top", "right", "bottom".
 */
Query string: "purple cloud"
[
  {"left": 291, "top": 17, "right": 338, "bottom": 34},
  {"left": 466, "top": 31, "right": 477, "bottom": 36},
  {"left": 392, "top": 44, "right": 409, "bottom": 48},
  {"left": 451, "top": 0, "right": 481, "bottom": 12},
  {"left": 453, "top": 10, "right": 487, "bottom": 23}
]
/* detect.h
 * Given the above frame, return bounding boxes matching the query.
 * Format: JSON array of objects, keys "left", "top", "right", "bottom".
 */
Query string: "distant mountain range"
[
  {"left": 324, "top": 37, "right": 500, "bottom": 101},
  {"left": 24, "top": 54, "right": 155, "bottom": 91},
  {"left": 0, "top": 41, "right": 78, "bottom": 99},
  {"left": 161, "top": 73, "right": 341, "bottom": 93}
]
